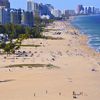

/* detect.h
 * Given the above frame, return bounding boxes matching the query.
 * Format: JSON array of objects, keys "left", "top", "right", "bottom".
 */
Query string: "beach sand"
[{"left": 0, "top": 20, "right": 100, "bottom": 100}]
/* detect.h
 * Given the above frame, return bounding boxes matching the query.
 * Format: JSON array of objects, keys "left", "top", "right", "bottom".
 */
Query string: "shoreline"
[
  {"left": 0, "top": 20, "right": 100, "bottom": 100},
  {"left": 69, "top": 16, "right": 100, "bottom": 55},
  {"left": 70, "top": 15, "right": 100, "bottom": 53}
]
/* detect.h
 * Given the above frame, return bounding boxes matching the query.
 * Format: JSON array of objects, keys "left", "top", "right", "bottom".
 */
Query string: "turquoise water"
[{"left": 72, "top": 15, "right": 100, "bottom": 52}]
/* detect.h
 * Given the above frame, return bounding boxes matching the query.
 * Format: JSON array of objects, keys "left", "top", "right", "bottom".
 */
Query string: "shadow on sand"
[{"left": 0, "top": 79, "right": 15, "bottom": 83}]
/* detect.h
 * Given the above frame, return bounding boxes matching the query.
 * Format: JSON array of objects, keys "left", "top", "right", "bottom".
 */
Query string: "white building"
[
  {"left": 51, "top": 9, "right": 62, "bottom": 18},
  {"left": 27, "top": 0, "right": 34, "bottom": 12},
  {"left": 40, "top": 15, "right": 50, "bottom": 19}
]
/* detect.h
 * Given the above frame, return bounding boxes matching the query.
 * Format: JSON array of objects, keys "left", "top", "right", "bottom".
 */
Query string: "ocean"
[{"left": 72, "top": 14, "right": 100, "bottom": 52}]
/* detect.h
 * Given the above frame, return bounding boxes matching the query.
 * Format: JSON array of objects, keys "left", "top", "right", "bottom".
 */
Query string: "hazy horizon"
[{"left": 10, "top": 0, "right": 100, "bottom": 10}]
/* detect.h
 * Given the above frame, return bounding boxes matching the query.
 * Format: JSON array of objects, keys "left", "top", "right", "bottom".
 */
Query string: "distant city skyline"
[{"left": 10, "top": 0, "right": 100, "bottom": 10}]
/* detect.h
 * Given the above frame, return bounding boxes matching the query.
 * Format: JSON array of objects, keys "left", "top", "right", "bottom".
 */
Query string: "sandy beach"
[{"left": 0, "top": 20, "right": 100, "bottom": 100}]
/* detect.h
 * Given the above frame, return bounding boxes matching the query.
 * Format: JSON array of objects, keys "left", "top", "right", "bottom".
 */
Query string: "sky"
[{"left": 10, "top": 0, "right": 100, "bottom": 10}]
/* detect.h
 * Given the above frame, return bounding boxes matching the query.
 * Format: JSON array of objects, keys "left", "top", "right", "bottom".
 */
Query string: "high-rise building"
[
  {"left": 39, "top": 3, "right": 54, "bottom": 18},
  {"left": 63, "top": 10, "right": 69, "bottom": 19},
  {"left": 51, "top": 9, "right": 62, "bottom": 18},
  {"left": 84, "top": 7, "right": 88, "bottom": 14},
  {"left": 10, "top": 9, "right": 22, "bottom": 25},
  {"left": 27, "top": 0, "right": 34, "bottom": 12},
  {"left": 77, "top": 5, "right": 98, "bottom": 15},
  {"left": 45, "top": 4, "right": 54, "bottom": 12},
  {"left": 0, "top": 0, "right": 34, "bottom": 27},
  {"left": 89, "top": 7, "right": 95, "bottom": 14},
  {"left": 10, "top": 9, "right": 18, "bottom": 24},
  {"left": 65, "top": 10, "right": 75, "bottom": 16},
  {"left": 17, "top": 9, "right": 22, "bottom": 24},
  {"left": 0, "top": 6, "right": 10, "bottom": 24},
  {"left": 0, "top": 0, "right": 10, "bottom": 8},
  {"left": 95, "top": 8, "right": 100, "bottom": 14},
  {"left": 77, "top": 5, "right": 84, "bottom": 14},
  {"left": 33, "top": 2, "right": 39, "bottom": 15},
  {"left": 10, "top": 9, "right": 34, "bottom": 27},
  {"left": 21, "top": 11, "right": 34, "bottom": 27},
  {"left": 88, "top": 7, "right": 92, "bottom": 14}
]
